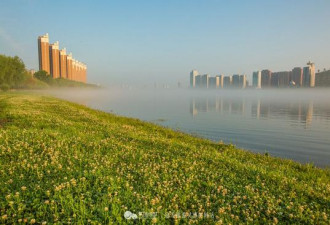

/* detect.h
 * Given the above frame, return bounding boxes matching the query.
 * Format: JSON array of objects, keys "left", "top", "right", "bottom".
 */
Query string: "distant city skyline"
[
  {"left": 190, "top": 61, "right": 326, "bottom": 89},
  {"left": 1, "top": 0, "right": 330, "bottom": 86}
]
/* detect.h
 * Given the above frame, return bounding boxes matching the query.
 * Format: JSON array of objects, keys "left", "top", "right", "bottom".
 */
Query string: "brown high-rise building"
[
  {"left": 83, "top": 64, "right": 87, "bottom": 83},
  {"left": 76, "top": 61, "right": 81, "bottom": 82},
  {"left": 72, "top": 59, "right": 77, "bottom": 81},
  {"left": 79, "top": 62, "right": 87, "bottom": 83},
  {"left": 80, "top": 63, "right": 84, "bottom": 82},
  {"left": 77, "top": 62, "right": 82, "bottom": 82},
  {"left": 38, "top": 34, "right": 87, "bottom": 82},
  {"left": 66, "top": 53, "right": 73, "bottom": 80},
  {"left": 38, "top": 33, "right": 50, "bottom": 74},
  {"left": 77, "top": 62, "right": 87, "bottom": 83},
  {"left": 59, "top": 48, "right": 67, "bottom": 79},
  {"left": 49, "top": 41, "right": 60, "bottom": 78}
]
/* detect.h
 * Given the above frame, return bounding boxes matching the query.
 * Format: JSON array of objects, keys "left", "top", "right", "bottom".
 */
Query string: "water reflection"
[
  {"left": 188, "top": 94, "right": 330, "bottom": 167},
  {"left": 190, "top": 97, "right": 327, "bottom": 128},
  {"left": 190, "top": 97, "right": 247, "bottom": 115},
  {"left": 251, "top": 100, "right": 314, "bottom": 127}
]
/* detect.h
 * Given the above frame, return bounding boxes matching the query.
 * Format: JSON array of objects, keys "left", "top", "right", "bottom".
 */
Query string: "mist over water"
[{"left": 44, "top": 88, "right": 330, "bottom": 167}]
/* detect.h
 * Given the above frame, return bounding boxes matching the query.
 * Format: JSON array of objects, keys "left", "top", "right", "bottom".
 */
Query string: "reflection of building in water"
[
  {"left": 207, "top": 97, "right": 222, "bottom": 112},
  {"left": 190, "top": 98, "right": 209, "bottom": 114},
  {"left": 190, "top": 97, "right": 247, "bottom": 116},
  {"left": 301, "top": 101, "right": 313, "bottom": 127},
  {"left": 190, "top": 99, "right": 198, "bottom": 116},
  {"left": 312, "top": 101, "right": 330, "bottom": 119},
  {"left": 251, "top": 99, "right": 261, "bottom": 119},
  {"left": 231, "top": 99, "right": 245, "bottom": 114},
  {"left": 222, "top": 99, "right": 231, "bottom": 113},
  {"left": 251, "top": 99, "right": 315, "bottom": 126},
  {"left": 190, "top": 97, "right": 329, "bottom": 128}
]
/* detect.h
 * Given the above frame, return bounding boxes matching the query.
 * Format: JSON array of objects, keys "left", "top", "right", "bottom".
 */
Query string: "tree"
[
  {"left": 33, "top": 70, "right": 54, "bottom": 85},
  {"left": 0, "top": 54, "right": 27, "bottom": 89}
]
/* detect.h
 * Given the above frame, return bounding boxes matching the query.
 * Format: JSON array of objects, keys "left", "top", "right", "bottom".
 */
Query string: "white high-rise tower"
[{"left": 190, "top": 70, "right": 199, "bottom": 88}]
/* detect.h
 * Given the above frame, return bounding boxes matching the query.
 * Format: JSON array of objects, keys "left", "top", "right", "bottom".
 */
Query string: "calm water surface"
[{"left": 48, "top": 88, "right": 330, "bottom": 167}]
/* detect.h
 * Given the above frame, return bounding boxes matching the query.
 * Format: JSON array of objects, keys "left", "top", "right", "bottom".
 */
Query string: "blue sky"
[{"left": 1, "top": 0, "right": 330, "bottom": 86}]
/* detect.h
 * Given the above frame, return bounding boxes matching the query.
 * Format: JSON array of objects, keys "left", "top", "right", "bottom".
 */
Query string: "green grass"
[{"left": 0, "top": 92, "right": 329, "bottom": 224}]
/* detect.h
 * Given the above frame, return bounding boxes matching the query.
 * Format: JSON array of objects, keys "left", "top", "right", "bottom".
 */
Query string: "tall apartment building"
[
  {"left": 303, "top": 61, "right": 315, "bottom": 87},
  {"left": 195, "top": 75, "right": 202, "bottom": 88},
  {"left": 190, "top": 70, "right": 199, "bottom": 88},
  {"left": 252, "top": 71, "right": 261, "bottom": 88},
  {"left": 201, "top": 74, "right": 209, "bottom": 88},
  {"left": 278, "top": 71, "right": 291, "bottom": 87},
  {"left": 232, "top": 74, "right": 240, "bottom": 88},
  {"left": 38, "top": 34, "right": 87, "bottom": 83},
  {"left": 271, "top": 71, "right": 290, "bottom": 87},
  {"left": 315, "top": 70, "right": 330, "bottom": 87},
  {"left": 72, "top": 60, "right": 77, "bottom": 81},
  {"left": 209, "top": 76, "right": 220, "bottom": 88},
  {"left": 66, "top": 53, "right": 73, "bottom": 80},
  {"left": 82, "top": 64, "right": 87, "bottom": 83},
  {"left": 59, "top": 48, "right": 67, "bottom": 79},
  {"left": 38, "top": 33, "right": 50, "bottom": 74},
  {"left": 78, "top": 62, "right": 82, "bottom": 82},
  {"left": 261, "top": 70, "right": 272, "bottom": 88},
  {"left": 78, "top": 62, "right": 87, "bottom": 82},
  {"left": 239, "top": 75, "right": 247, "bottom": 88},
  {"left": 292, "top": 67, "right": 303, "bottom": 87},
  {"left": 217, "top": 74, "right": 224, "bottom": 88},
  {"left": 271, "top": 72, "right": 279, "bottom": 87},
  {"left": 223, "top": 76, "right": 232, "bottom": 88},
  {"left": 49, "top": 41, "right": 60, "bottom": 78}
]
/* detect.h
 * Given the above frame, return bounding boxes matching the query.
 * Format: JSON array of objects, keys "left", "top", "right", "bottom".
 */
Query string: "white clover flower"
[{"left": 124, "top": 211, "right": 132, "bottom": 219}]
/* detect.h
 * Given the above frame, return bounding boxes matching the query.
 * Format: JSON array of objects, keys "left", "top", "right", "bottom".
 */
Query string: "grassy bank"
[{"left": 0, "top": 93, "right": 329, "bottom": 224}]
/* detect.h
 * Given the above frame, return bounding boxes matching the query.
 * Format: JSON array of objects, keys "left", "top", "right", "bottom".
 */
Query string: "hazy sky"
[{"left": 1, "top": 0, "right": 330, "bottom": 86}]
